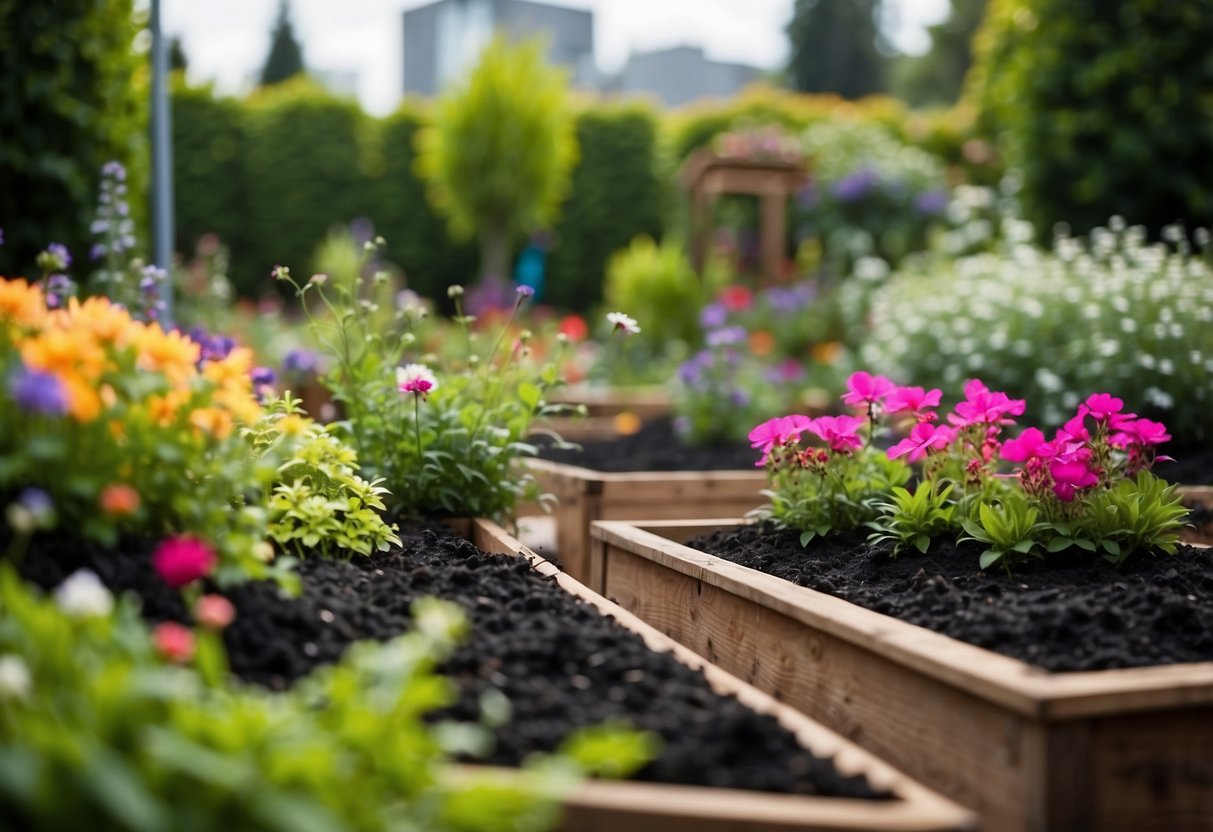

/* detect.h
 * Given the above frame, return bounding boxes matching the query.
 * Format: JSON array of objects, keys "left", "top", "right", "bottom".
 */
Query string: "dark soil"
[
  {"left": 15, "top": 526, "right": 887, "bottom": 800},
  {"left": 687, "top": 523, "right": 1213, "bottom": 673},
  {"left": 536, "top": 416, "right": 758, "bottom": 472}
]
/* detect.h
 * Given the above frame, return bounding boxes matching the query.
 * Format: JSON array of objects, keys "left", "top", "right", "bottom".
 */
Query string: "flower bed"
[
  {"left": 12, "top": 519, "right": 975, "bottom": 832},
  {"left": 591, "top": 518, "right": 1213, "bottom": 832}
]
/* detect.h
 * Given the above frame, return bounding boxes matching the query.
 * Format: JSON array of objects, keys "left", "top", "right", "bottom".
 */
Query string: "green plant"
[
  {"left": 602, "top": 236, "right": 704, "bottom": 354},
  {"left": 868, "top": 483, "right": 956, "bottom": 555},
  {"left": 246, "top": 395, "right": 401, "bottom": 559},
  {"left": 861, "top": 220, "right": 1213, "bottom": 449},
  {"left": 969, "top": 0, "right": 1213, "bottom": 239},
  {"left": 416, "top": 36, "right": 578, "bottom": 284},
  {"left": 0, "top": 565, "right": 648, "bottom": 832},
  {"left": 959, "top": 493, "right": 1047, "bottom": 570},
  {"left": 280, "top": 256, "right": 571, "bottom": 522},
  {"left": 0, "top": 0, "right": 147, "bottom": 278},
  {"left": 1076, "top": 473, "right": 1188, "bottom": 565}
]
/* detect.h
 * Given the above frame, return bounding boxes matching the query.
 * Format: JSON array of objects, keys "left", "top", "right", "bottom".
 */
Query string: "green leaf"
[
  {"left": 799, "top": 530, "right": 816, "bottom": 547},
  {"left": 979, "top": 548, "right": 1003, "bottom": 570}
]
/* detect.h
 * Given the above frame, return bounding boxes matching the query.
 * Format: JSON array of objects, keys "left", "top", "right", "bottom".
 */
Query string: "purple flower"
[
  {"left": 47, "top": 243, "right": 71, "bottom": 268},
  {"left": 102, "top": 160, "right": 127, "bottom": 181},
  {"left": 9, "top": 368, "right": 68, "bottom": 415},
  {"left": 251, "top": 367, "right": 277, "bottom": 388},
  {"left": 699, "top": 302, "right": 727, "bottom": 329},
  {"left": 728, "top": 387, "right": 751, "bottom": 408},
  {"left": 19, "top": 488, "right": 53, "bottom": 521},
  {"left": 0, "top": 227, "right": 5, "bottom": 246},
  {"left": 832, "top": 168, "right": 879, "bottom": 203},
  {"left": 515, "top": 284, "right": 535, "bottom": 299},
  {"left": 90, "top": 243, "right": 106, "bottom": 261},
  {"left": 913, "top": 189, "right": 950, "bottom": 216},
  {"left": 283, "top": 349, "right": 320, "bottom": 376},
  {"left": 705, "top": 326, "right": 747, "bottom": 348},
  {"left": 187, "top": 328, "right": 236, "bottom": 363}
]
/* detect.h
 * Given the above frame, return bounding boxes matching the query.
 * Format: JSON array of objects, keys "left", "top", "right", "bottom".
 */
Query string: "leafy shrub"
[
  {"left": 860, "top": 220, "right": 1213, "bottom": 449},
  {"left": 969, "top": 0, "right": 1213, "bottom": 239},
  {"left": 546, "top": 104, "right": 668, "bottom": 314},
  {"left": 0, "top": 567, "right": 611, "bottom": 832},
  {"left": 602, "top": 236, "right": 704, "bottom": 352},
  {"left": 0, "top": 0, "right": 147, "bottom": 278}
]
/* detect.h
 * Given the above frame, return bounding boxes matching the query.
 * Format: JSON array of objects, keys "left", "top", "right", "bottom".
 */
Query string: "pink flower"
[
  {"left": 1000, "top": 427, "right": 1053, "bottom": 463},
  {"left": 841, "top": 371, "right": 896, "bottom": 408},
  {"left": 396, "top": 364, "right": 438, "bottom": 397},
  {"left": 194, "top": 594, "right": 236, "bottom": 630},
  {"left": 806, "top": 414, "right": 865, "bottom": 453},
  {"left": 1049, "top": 458, "right": 1099, "bottom": 502},
  {"left": 152, "top": 537, "right": 217, "bottom": 588},
  {"left": 1111, "top": 417, "right": 1171, "bottom": 448},
  {"left": 888, "top": 422, "right": 955, "bottom": 463},
  {"left": 884, "top": 386, "right": 942, "bottom": 421},
  {"left": 947, "top": 379, "right": 1025, "bottom": 428},
  {"left": 153, "top": 622, "right": 196, "bottom": 664},
  {"left": 1083, "top": 393, "right": 1124, "bottom": 423},
  {"left": 748, "top": 415, "right": 813, "bottom": 464}
]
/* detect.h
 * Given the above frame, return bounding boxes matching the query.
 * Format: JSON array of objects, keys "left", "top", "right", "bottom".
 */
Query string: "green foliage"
[
  {"left": 246, "top": 396, "right": 401, "bottom": 559},
  {"left": 1053, "top": 473, "right": 1189, "bottom": 565},
  {"left": 786, "top": 0, "right": 888, "bottom": 98},
  {"left": 892, "top": 0, "right": 987, "bottom": 107},
  {"left": 0, "top": 567, "right": 612, "bottom": 832},
  {"left": 969, "top": 0, "right": 1213, "bottom": 239},
  {"left": 959, "top": 492, "right": 1046, "bottom": 570},
  {"left": 602, "top": 236, "right": 703, "bottom": 351},
  {"left": 672, "top": 335, "right": 781, "bottom": 448},
  {"left": 244, "top": 80, "right": 372, "bottom": 291},
  {"left": 258, "top": 0, "right": 305, "bottom": 88},
  {"left": 170, "top": 80, "right": 255, "bottom": 293},
  {"left": 868, "top": 483, "right": 956, "bottom": 555},
  {"left": 861, "top": 221, "right": 1213, "bottom": 449},
  {"left": 0, "top": 0, "right": 147, "bottom": 277},
  {"left": 416, "top": 37, "right": 578, "bottom": 283},
  {"left": 545, "top": 105, "right": 667, "bottom": 314}
]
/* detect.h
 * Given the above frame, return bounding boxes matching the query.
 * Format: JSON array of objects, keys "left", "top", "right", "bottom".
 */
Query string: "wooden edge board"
[
  {"left": 591, "top": 519, "right": 1213, "bottom": 720},
  {"left": 526, "top": 457, "right": 767, "bottom": 486},
  {"left": 471, "top": 519, "right": 977, "bottom": 831}
]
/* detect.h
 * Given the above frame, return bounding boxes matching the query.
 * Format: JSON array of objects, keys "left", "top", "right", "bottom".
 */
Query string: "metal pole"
[{"left": 150, "top": 0, "right": 175, "bottom": 324}]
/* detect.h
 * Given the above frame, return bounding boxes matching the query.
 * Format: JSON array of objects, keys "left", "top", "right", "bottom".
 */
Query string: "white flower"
[
  {"left": 0, "top": 655, "right": 31, "bottom": 700},
  {"left": 606, "top": 312, "right": 640, "bottom": 335},
  {"left": 54, "top": 569, "right": 113, "bottom": 618},
  {"left": 396, "top": 363, "right": 438, "bottom": 394}
]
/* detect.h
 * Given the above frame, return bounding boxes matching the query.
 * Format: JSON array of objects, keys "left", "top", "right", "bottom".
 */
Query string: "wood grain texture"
[
  {"left": 468, "top": 519, "right": 977, "bottom": 832},
  {"left": 594, "top": 520, "right": 1213, "bottom": 831}
]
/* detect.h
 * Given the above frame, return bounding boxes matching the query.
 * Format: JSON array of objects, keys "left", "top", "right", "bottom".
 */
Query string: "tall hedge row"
[
  {"left": 969, "top": 0, "right": 1213, "bottom": 238},
  {"left": 0, "top": 0, "right": 147, "bottom": 277}
]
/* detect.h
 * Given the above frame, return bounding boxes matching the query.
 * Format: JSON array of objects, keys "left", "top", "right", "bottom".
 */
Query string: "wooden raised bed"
[
  {"left": 1178, "top": 485, "right": 1213, "bottom": 544},
  {"left": 536, "top": 384, "right": 672, "bottom": 443},
  {"left": 524, "top": 459, "right": 766, "bottom": 591},
  {"left": 469, "top": 518, "right": 975, "bottom": 832},
  {"left": 591, "top": 519, "right": 1213, "bottom": 832}
]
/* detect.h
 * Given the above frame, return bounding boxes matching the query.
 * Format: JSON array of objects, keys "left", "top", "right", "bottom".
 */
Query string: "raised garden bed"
[
  {"left": 16, "top": 520, "right": 973, "bottom": 832},
  {"left": 591, "top": 519, "right": 1213, "bottom": 832},
  {"left": 529, "top": 417, "right": 765, "bottom": 590},
  {"left": 1178, "top": 485, "right": 1213, "bottom": 544},
  {"left": 535, "top": 384, "right": 672, "bottom": 442}
]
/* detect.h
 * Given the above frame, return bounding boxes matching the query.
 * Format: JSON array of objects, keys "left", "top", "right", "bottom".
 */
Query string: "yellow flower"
[
  {"left": 202, "top": 347, "right": 253, "bottom": 386},
  {"left": 212, "top": 380, "right": 262, "bottom": 426},
  {"left": 0, "top": 278, "right": 46, "bottom": 330},
  {"left": 60, "top": 373, "right": 103, "bottom": 422},
  {"left": 146, "top": 388, "right": 192, "bottom": 426},
  {"left": 21, "top": 329, "right": 107, "bottom": 384},
  {"left": 58, "top": 296, "right": 136, "bottom": 346},
  {"left": 277, "top": 413, "right": 311, "bottom": 438},
  {"left": 134, "top": 324, "right": 199, "bottom": 386},
  {"left": 190, "top": 406, "right": 234, "bottom": 439}
]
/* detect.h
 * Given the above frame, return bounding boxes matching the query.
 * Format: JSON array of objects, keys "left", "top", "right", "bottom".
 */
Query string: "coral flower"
[
  {"left": 152, "top": 536, "right": 217, "bottom": 588},
  {"left": 194, "top": 594, "right": 236, "bottom": 630},
  {"left": 153, "top": 622, "right": 196, "bottom": 664},
  {"left": 558, "top": 314, "right": 589, "bottom": 341},
  {"left": 99, "top": 483, "right": 140, "bottom": 516}
]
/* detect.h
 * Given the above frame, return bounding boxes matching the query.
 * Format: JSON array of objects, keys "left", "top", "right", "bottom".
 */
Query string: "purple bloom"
[
  {"left": 187, "top": 328, "right": 236, "bottom": 363},
  {"left": 283, "top": 349, "right": 320, "bottom": 376},
  {"left": 515, "top": 284, "right": 535, "bottom": 299},
  {"left": 46, "top": 243, "right": 71, "bottom": 268},
  {"left": 706, "top": 326, "right": 747, "bottom": 348},
  {"left": 832, "top": 168, "right": 879, "bottom": 203},
  {"left": 90, "top": 243, "right": 106, "bottom": 261},
  {"left": 102, "top": 160, "right": 126, "bottom": 181},
  {"left": 9, "top": 368, "right": 68, "bottom": 415},
  {"left": 699, "top": 302, "right": 728, "bottom": 329},
  {"left": 19, "top": 488, "right": 53, "bottom": 521},
  {"left": 251, "top": 367, "right": 277, "bottom": 387},
  {"left": 913, "top": 189, "right": 950, "bottom": 216},
  {"left": 728, "top": 387, "right": 751, "bottom": 408}
]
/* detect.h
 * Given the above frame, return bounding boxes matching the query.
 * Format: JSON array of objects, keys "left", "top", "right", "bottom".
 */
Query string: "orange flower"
[
  {"left": 21, "top": 329, "right": 107, "bottom": 381},
  {"left": 811, "top": 341, "right": 843, "bottom": 364},
  {"left": 146, "top": 388, "right": 192, "bottom": 426},
  {"left": 59, "top": 374, "right": 103, "bottom": 422},
  {"left": 59, "top": 296, "right": 136, "bottom": 345},
  {"left": 99, "top": 484, "right": 140, "bottom": 516},
  {"left": 749, "top": 330, "right": 775, "bottom": 357},
  {"left": 190, "top": 406, "right": 234, "bottom": 438},
  {"left": 0, "top": 278, "right": 46, "bottom": 329},
  {"left": 134, "top": 324, "right": 199, "bottom": 386},
  {"left": 211, "top": 381, "right": 261, "bottom": 426},
  {"left": 202, "top": 346, "right": 253, "bottom": 386}
]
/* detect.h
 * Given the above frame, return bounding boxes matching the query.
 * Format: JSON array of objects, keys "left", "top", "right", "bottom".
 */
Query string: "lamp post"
[{"left": 149, "top": 0, "right": 175, "bottom": 324}]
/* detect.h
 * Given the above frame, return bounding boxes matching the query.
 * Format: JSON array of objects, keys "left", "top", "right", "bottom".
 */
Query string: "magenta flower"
[
  {"left": 1049, "top": 458, "right": 1099, "bottom": 502},
  {"left": 1110, "top": 417, "right": 1171, "bottom": 448},
  {"left": 1000, "top": 427, "right": 1053, "bottom": 463},
  {"left": 749, "top": 414, "right": 814, "bottom": 464},
  {"left": 152, "top": 537, "right": 217, "bottom": 588},
  {"left": 884, "top": 386, "right": 942, "bottom": 421},
  {"left": 1083, "top": 393, "right": 1124, "bottom": 423},
  {"left": 888, "top": 422, "right": 955, "bottom": 463},
  {"left": 397, "top": 364, "right": 438, "bottom": 398},
  {"left": 947, "top": 379, "right": 1025, "bottom": 428},
  {"left": 1056, "top": 408, "right": 1092, "bottom": 444},
  {"left": 842, "top": 371, "right": 896, "bottom": 408},
  {"left": 806, "top": 414, "right": 865, "bottom": 453}
]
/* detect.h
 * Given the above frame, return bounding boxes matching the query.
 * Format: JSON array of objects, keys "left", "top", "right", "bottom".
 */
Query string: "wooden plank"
[{"left": 471, "top": 520, "right": 976, "bottom": 832}]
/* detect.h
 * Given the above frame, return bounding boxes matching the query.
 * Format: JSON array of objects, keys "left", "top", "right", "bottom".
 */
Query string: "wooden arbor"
[{"left": 682, "top": 149, "right": 810, "bottom": 281}]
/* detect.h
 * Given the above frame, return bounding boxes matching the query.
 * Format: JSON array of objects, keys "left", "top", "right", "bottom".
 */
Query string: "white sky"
[{"left": 161, "top": 0, "right": 950, "bottom": 116}]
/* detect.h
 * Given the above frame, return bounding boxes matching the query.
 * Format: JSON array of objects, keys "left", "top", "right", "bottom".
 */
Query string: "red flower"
[
  {"left": 152, "top": 537, "right": 217, "bottom": 588},
  {"left": 720, "top": 285, "right": 753, "bottom": 312},
  {"left": 99, "top": 483, "right": 140, "bottom": 516},
  {"left": 558, "top": 314, "right": 589, "bottom": 341},
  {"left": 153, "top": 622, "right": 196, "bottom": 663}
]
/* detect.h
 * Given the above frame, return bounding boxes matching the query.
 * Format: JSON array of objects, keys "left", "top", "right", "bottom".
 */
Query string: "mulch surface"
[
  {"left": 536, "top": 417, "right": 758, "bottom": 472},
  {"left": 688, "top": 523, "right": 1213, "bottom": 673},
  {"left": 16, "top": 525, "right": 887, "bottom": 799}
]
